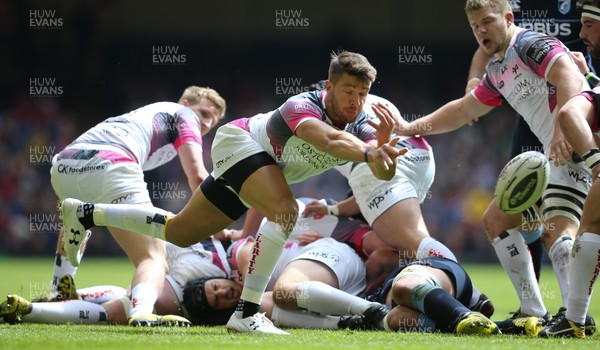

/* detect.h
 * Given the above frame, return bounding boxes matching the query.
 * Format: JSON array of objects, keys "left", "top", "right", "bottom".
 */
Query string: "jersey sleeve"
[
  {"left": 471, "top": 74, "right": 503, "bottom": 107},
  {"left": 278, "top": 97, "right": 323, "bottom": 134},
  {"left": 517, "top": 31, "right": 569, "bottom": 80},
  {"left": 173, "top": 107, "right": 203, "bottom": 150}
]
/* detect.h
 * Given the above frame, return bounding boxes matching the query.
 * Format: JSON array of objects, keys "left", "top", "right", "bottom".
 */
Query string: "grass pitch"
[{"left": 0, "top": 257, "right": 598, "bottom": 350}]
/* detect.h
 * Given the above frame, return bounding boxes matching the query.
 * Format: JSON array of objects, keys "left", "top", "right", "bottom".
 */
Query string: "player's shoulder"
[{"left": 279, "top": 90, "right": 324, "bottom": 116}]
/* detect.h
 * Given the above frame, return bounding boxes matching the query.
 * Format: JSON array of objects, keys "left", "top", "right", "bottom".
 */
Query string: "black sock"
[
  {"left": 238, "top": 300, "right": 260, "bottom": 318},
  {"left": 79, "top": 203, "right": 95, "bottom": 230},
  {"left": 422, "top": 288, "right": 471, "bottom": 332}
]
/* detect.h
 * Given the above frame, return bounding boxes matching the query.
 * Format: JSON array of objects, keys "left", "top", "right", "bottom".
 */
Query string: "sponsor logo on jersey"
[{"left": 526, "top": 40, "right": 553, "bottom": 65}]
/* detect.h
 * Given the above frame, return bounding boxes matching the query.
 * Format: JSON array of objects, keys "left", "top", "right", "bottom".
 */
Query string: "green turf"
[{"left": 0, "top": 258, "right": 599, "bottom": 349}]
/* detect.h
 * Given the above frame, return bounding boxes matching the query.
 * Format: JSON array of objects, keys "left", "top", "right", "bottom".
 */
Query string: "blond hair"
[
  {"left": 328, "top": 51, "right": 377, "bottom": 85},
  {"left": 464, "top": 0, "right": 511, "bottom": 15},
  {"left": 180, "top": 86, "right": 226, "bottom": 120}
]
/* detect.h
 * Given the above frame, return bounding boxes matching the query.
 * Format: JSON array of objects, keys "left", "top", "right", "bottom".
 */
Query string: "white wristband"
[{"left": 327, "top": 204, "right": 339, "bottom": 216}]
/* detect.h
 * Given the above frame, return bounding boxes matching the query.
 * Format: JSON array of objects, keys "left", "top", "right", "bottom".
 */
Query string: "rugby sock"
[
  {"left": 491, "top": 229, "right": 546, "bottom": 316},
  {"left": 50, "top": 253, "right": 77, "bottom": 292},
  {"left": 521, "top": 207, "right": 544, "bottom": 280},
  {"left": 92, "top": 204, "right": 172, "bottom": 241},
  {"left": 237, "top": 221, "right": 288, "bottom": 318},
  {"left": 295, "top": 281, "right": 374, "bottom": 315},
  {"left": 271, "top": 305, "right": 340, "bottom": 329},
  {"left": 78, "top": 285, "right": 129, "bottom": 304},
  {"left": 128, "top": 283, "right": 157, "bottom": 317},
  {"left": 24, "top": 300, "right": 108, "bottom": 324},
  {"left": 416, "top": 237, "right": 457, "bottom": 261},
  {"left": 410, "top": 284, "right": 470, "bottom": 332},
  {"left": 566, "top": 232, "right": 600, "bottom": 324},
  {"left": 548, "top": 235, "right": 574, "bottom": 308}
]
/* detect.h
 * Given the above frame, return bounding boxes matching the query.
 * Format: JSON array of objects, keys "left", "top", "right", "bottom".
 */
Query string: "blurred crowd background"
[{"left": 0, "top": 0, "right": 545, "bottom": 262}]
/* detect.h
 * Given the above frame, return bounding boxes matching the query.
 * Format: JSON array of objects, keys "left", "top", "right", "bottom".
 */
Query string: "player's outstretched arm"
[
  {"left": 546, "top": 55, "right": 588, "bottom": 165},
  {"left": 296, "top": 120, "right": 403, "bottom": 180},
  {"left": 396, "top": 94, "right": 493, "bottom": 137}
]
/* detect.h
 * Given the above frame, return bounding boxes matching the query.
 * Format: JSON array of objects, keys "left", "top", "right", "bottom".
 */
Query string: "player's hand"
[
  {"left": 368, "top": 138, "right": 406, "bottom": 171},
  {"left": 212, "top": 229, "right": 243, "bottom": 241},
  {"left": 302, "top": 200, "right": 328, "bottom": 217},
  {"left": 549, "top": 135, "right": 573, "bottom": 166},
  {"left": 369, "top": 102, "right": 398, "bottom": 146},
  {"left": 294, "top": 231, "right": 323, "bottom": 246},
  {"left": 570, "top": 51, "right": 589, "bottom": 75}
]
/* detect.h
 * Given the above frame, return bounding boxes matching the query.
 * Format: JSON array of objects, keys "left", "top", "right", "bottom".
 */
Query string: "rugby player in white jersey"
[
  {"left": 49, "top": 86, "right": 226, "bottom": 326},
  {"left": 1, "top": 237, "right": 239, "bottom": 326},
  {"left": 58, "top": 51, "right": 405, "bottom": 334},
  {"left": 302, "top": 94, "right": 494, "bottom": 317},
  {"left": 538, "top": 0, "right": 600, "bottom": 338},
  {"left": 463, "top": 0, "right": 597, "bottom": 329},
  {"left": 396, "top": 0, "right": 591, "bottom": 329}
]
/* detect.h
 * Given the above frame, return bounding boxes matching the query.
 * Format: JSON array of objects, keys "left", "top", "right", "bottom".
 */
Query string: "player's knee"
[
  {"left": 391, "top": 279, "right": 416, "bottom": 305},
  {"left": 272, "top": 281, "right": 300, "bottom": 307},
  {"left": 482, "top": 208, "right": 506, "bottom": 238},
  {"left": 265, "top": 198, "right": 299, "bottom": 231}
]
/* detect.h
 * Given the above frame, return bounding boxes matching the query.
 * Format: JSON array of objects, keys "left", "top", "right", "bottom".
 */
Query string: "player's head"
[
  {"left": 182, "top": 276, "right": 241, "bottom": 325},
  {"left": 325, "top": 51, "right": 376, "bottom": 123},
  {"left": 578, "top": 0, "right": 600, "bottom": 57},
  {"left": 464, "top": 0, "right": 514, "bottom": 57},
  {"left": 179, "top": 86, "right": 227, "bottom": 135}
]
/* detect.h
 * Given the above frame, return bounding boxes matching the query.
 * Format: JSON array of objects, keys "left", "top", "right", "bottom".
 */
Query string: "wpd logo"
[{"left": 558, "top": 0, "right": 570, "bottom": 15}]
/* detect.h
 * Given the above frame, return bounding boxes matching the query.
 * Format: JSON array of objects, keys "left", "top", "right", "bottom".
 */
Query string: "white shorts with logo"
[
  {"left": 51, "top": 155, "right": 150, "bottom": 204},
  {"left": 210, "top": 123, "right": 265, "bottom": 180},
  {"left": 268, "top": 237, "right": 366, "bottom": 297},
  {"left": 348, "top": 148, "right": 435, "bottom": 226}
]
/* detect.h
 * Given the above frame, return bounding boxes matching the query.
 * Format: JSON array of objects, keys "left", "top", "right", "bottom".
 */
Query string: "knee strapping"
[{"left": 410, "top": 283, "right": 439, "bottom": 314}]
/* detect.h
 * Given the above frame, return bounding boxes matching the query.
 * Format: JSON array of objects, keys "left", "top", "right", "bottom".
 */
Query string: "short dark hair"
[
  {"left": 328, "top": 51, "right": 377, "bottom": 85},
  {"left": 182, "top": 277, "right": 237, "bottom": 326}
]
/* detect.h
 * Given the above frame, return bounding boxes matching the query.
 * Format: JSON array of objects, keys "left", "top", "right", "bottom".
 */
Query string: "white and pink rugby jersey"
[
  {"left": 69, "top": 102, "right": 203, "bottom": 171},
  {"left": 473, "top": 28, "right": 589, "bottom": 154},
  {"left": 228, "top": 90, "right": 378, "bottom": 184}
]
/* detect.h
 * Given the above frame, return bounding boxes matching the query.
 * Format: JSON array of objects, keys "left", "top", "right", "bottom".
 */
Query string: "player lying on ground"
[{"left": 0, "top": 238, "right": 239, "bottom": 326}]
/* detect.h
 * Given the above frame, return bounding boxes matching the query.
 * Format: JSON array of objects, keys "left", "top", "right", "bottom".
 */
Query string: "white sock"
[
  {"left": 239, "top": 221, "right": 287, "bottom": 305},
  {"left": 93, "top": 204, "right": 172, "bottom": 241},
  {"left": 491, "top": 229, "right": 546, "bottom": 316},
  {"left": 50, "top": 253, "right": 77, "bottom": 292},
  {"left": 129, "top": 283, "right": 158, "bottom": 317},
  {"left": 416, "top": 237, "right": 457, "bottom": 261},
  {"left": 271, "top": 305, "right": 340, "bottom": 329},
  {"left": 78, "top": 285, "right": 129, "bottom": 304},
  {"left": 23, "top": 300, "right": 108, "bottom": 324},
  {"left": 566, "top": 232, "right": 600, "bottom": 324},
  {"left": 548, "top": 235, "right": 574, "bottom": 308},
  {"left": 295, "top": 281, "right": 374, "bottom": 315}
]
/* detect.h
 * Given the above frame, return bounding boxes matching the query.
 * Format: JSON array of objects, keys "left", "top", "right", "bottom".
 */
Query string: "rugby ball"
[{"left": 494, "top": 151, "right": 550, "bottom": 214}]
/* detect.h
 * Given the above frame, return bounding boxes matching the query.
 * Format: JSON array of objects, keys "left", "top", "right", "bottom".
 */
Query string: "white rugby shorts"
[
  {"left": 51, "top": 154, "right": 150, "bottom": 204},
  {"left": 269, "top": 238, "right": 366, "bottom": 297},
  {"left": 349, "top": 148, "right": 435, "bottom": 226}
]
